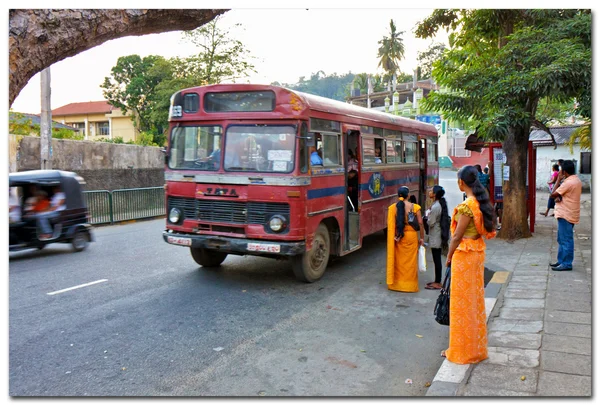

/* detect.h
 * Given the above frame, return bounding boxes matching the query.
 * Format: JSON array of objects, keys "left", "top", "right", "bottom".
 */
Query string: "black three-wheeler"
[{"left": 9, "top": 170, "right": 93, "bottom": 252}]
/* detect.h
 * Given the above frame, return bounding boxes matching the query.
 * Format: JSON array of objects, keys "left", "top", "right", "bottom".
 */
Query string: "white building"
[{"left": 530, "top": 125, "right": 591, "bottom": 191}]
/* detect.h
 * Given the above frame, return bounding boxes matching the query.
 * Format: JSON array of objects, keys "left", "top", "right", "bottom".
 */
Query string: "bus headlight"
[
  {"left": 169, "top": 208, "right": 182, "bottom": 223},
  {"left": 268, "top": 215, "right": 287, "bottom": 232}
]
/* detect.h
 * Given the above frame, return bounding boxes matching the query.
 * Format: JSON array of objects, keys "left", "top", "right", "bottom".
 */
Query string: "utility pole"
[{"left": 40, "top": 67, "right": 52, "bottom": 170}]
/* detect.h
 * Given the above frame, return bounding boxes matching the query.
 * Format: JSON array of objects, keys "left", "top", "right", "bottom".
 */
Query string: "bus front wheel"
[
  {"left": 190, "top": 248, "right": 227, "bottom": 267},
  {"left": 292, "top": 223, "right": 330, "bottom": 283}
]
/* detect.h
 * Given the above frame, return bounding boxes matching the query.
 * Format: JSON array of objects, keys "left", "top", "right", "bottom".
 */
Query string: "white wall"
[{"left": 535, "top": 144, "right": 591, "bottom": 191}]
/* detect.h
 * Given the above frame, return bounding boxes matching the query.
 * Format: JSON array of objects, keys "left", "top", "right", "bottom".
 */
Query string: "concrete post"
[{"left": 40, "top": 68, "right": 52, "bottom": 170}]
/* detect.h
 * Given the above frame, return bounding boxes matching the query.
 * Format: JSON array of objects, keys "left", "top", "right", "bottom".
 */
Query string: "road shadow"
[{"left": 9, "top": 245, "right": 85, "bottom": 263}]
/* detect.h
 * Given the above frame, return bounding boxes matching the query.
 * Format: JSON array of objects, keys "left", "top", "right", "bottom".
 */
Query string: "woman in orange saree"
[
  {"left": 442, "top": 166, "right": 497, "bottom": 364},
  {"left": 386, "top": 186, "right": 425, "bottom": 292}
]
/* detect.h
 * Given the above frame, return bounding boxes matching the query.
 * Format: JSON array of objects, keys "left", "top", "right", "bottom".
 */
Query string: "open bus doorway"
[{"left": 345, "top": 130, "right": 360, "bottom": 250}]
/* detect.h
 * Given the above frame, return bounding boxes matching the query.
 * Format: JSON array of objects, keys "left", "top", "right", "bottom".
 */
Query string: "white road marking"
[{"left": 47, "top": 279, "right": 108, "bottom": 295}]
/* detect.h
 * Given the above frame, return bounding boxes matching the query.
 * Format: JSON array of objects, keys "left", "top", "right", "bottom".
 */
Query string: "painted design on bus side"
[{"left": 368, "top": 172, "right": 385, "bottom": 198}]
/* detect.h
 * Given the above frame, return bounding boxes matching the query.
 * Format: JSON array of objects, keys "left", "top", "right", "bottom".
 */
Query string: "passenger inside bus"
[
  {"left": 374, "top": 146, "right": 383, "bottom": 164},
  {"left": 310, "top": 146, "right": 323, "bottom": 165}
]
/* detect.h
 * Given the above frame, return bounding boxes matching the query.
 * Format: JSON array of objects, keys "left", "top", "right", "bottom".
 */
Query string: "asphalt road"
[{"left": 8, "top": 169, "right": 469, "bottom": 397}]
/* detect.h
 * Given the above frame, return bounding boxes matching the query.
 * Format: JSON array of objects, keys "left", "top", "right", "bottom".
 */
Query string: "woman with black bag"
[
  {"left": 441, "top": 166, "right": 496, "bottom": 364},
  {"left": 386, "top": 186, "right": 425, "bottom": 292}
]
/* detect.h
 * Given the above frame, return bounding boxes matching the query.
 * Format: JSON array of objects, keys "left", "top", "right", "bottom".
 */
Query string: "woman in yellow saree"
[
  {"left": 442, "top": 166, "right": 497, "bottom": 364},
  {"left": 386, "top": 186, "right": 425, "bottom": 292}
]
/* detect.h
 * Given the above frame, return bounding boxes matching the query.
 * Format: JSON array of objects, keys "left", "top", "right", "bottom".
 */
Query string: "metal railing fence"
[{"left": 83, "top": 187, "right": 165, "bottom": 225}]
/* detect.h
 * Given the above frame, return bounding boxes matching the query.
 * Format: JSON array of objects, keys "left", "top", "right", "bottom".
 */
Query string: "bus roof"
[
  {"left": 172, "top": 84, "right": 438, "bottom": 137},
  {"left": 291, "top": 89, "right": 438, "bottom": 136}
]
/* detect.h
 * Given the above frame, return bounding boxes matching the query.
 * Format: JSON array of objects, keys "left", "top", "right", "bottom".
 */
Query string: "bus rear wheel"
[
  {"left": 292, "top": 223, "right": 330, "bottom": 283},
  {"left": 190, "top": 248, "right": 227, "bottom": 267}
]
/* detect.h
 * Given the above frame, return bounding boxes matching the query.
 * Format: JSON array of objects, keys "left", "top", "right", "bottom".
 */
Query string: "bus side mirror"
[{"left": 161, "top": 148, "right": 169, "bottom": 165}]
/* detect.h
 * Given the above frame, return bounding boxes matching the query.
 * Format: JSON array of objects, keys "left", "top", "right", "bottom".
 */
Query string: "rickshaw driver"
[{"left": 37, "top": 185, "right": 66, "bottom": 240}]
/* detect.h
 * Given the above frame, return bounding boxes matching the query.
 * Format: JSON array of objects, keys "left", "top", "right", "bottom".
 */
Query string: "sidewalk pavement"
[{"left": 427, "top": 191, "right": 592, "bottom": 397}]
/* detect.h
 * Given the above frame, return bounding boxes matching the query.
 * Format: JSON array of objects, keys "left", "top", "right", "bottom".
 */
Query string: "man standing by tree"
[{"left": 549, "top": 160, "right": 582, "bottom": 271}]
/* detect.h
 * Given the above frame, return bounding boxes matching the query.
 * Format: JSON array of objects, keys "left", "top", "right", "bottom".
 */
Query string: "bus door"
[
  {"left": 419, "top": 138, "right": 427, "bottom": 207},
  {"left": 344, "top": 129, "right": 360, "bottom": 250}
]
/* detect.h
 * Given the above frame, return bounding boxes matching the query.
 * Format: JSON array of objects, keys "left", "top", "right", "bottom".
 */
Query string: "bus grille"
[{"left": 168, "top": 197, "right": 290, "bottom": 225}]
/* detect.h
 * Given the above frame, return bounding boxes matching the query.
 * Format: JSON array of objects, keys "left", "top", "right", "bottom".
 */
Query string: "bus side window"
[
  {"left": 362, "top": 138, "right": 375, "bottom": 164},
  {"left": 322, "top": 134, "right": 340, "bottom": 166}
]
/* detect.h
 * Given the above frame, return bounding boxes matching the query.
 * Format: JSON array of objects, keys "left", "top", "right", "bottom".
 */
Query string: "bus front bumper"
[{"left": 162, "top": 231, "right": 306, "bottom": 257}]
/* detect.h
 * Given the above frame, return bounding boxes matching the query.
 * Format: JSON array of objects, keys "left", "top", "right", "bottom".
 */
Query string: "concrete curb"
[{"left": 426, "top": 270, "right": 511, "bottom": 396}]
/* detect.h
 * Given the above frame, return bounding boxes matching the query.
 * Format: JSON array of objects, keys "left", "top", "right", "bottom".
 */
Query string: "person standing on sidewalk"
[
  {"left": 550, "top": 160, "right": 582, "bottom": 271},
  {"left": 540, "top": 164, "right": 560, "bottom": 217},
  {"left": 425, "top": 185, "right": 450, "bottom": 290},
  {"left": 386, "top": 186, "right": 425, "bottom": 293},
  {"left": 442, "top": 166, "right": 496, "bottom": 364}
]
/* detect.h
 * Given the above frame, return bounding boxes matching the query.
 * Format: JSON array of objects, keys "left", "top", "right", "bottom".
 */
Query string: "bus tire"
[
  {"left": 292, "top": 223, "right": 330, "bottom": 283},
  {"left": 190, "top": 248, "right": 227, "bottom": 267}
]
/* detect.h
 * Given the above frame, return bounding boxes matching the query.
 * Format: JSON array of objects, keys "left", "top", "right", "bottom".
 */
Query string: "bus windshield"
[
  {"left": 169, "top": 125, "right": 223, "bottom": 171},
  {"left": 224, "top": 125, "right": 296, "bottom": 173}
]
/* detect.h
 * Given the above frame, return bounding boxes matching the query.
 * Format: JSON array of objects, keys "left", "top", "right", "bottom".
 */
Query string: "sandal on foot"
[
  {"left": 425, "top": 284, "right": 442, "bottom": 290},
  {"left": 441, "top": 350, "right": 446, "bottom": 358}
]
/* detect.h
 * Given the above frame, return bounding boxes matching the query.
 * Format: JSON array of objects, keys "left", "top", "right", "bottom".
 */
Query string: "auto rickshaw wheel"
[
  {"left": 292, "top": 223, "right": 330, "bottom": 283},
  {"left": 71, "top": 231, "right": 89, "bottom": 252},
  {"left": 190, "top": 247, "right": 227, "bottom": 267}
]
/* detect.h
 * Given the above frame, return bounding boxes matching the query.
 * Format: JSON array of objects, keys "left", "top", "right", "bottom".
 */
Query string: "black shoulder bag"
[
  {"left": 407, "top": 205, "right": 420, "bottom": 231},
  {"left": 433, "top": 266, "right": 451, "bottom": 326}
]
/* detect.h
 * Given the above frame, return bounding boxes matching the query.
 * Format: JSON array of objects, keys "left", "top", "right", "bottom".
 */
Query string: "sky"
[{"left": 9, "top": 8, "right": 450, "bottom": 114}]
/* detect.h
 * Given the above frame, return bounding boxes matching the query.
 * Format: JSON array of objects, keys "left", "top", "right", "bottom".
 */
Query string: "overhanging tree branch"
[
  {"left": 531, "top": 119, "right": 558, "bottom": 149},
  {"left": 9, "top": 9, "right": 228, "bottom": 106}
]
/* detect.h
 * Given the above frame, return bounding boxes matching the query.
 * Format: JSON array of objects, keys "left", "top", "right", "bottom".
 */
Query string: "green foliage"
[
  {"left": 136, "top": 132, "right": 160, "bottom": 147},
  {"left": 416, "top": 9, "right": 591, "bottom": 142},
  {"left": 181, "top": 15, "right": 257, "bottom": 84},
  {"left": 416, "top": 42, "right": 447, "bottom": 79},
  {"left": 52, "top": 128, "right": 84, "bottom": 140},
  {"left": 377, "top": 20, "right": 405, "bottom": 75},
  {"left": 567, "top": 123, "right": 591, "bottom": 153},
  {"left": 9, "top": 111, "right": 83, "bottom": 140},
  {"left": 8, "top": 112, "right": 33, "bottom": 135},
  {"left": 101, "top": 16, "right": 255, "bottom": 146},
  {"left": 101, "top": 54, "right": 173, "bottom": 133},
  {"left": 276, "top": 71, "right": 355, "bottom": 101}
]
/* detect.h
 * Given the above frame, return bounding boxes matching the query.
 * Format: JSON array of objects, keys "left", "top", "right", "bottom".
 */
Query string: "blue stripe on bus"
[
  {"left": 358, "top": 176, "right": 420, "bottom": 191},
  {"left": 307, "top": 186, "right": 347, "bottom": 200}
]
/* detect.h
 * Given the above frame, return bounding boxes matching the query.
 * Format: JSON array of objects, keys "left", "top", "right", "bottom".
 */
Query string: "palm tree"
[
  {"left": 567, "top": 123, "right": 591, "bottom": 153},
  {"left": 377, "top": 20, "right": 405, "bottom": 77}
]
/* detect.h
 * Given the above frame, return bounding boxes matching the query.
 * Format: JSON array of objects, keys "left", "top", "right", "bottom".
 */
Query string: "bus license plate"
[
  {"left": 168, "top": 236, "right": 192, "bottom": 246},
  {"left": 247, "top": 243, "right": 280, "bottom": 253}
]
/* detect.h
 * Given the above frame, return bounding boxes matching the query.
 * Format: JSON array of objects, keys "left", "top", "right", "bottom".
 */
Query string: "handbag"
[
  {"left": 407, "top": 205, "right": 420, "bottom": 231},
  {"left": 433, "top": 266, "right": 451, "bottom": 326}
]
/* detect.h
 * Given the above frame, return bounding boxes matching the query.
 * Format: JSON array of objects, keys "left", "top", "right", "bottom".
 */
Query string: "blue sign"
[
  {"left": 368, "top": 172, "right": 385, "bottom": 198},
  {"left": 416, "top": 115, "right": 442, "bottom": 125}
]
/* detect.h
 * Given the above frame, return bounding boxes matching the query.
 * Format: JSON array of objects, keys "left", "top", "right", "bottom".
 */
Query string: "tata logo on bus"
[
  {"left": 368, "top": 173, "right": 385, "bottom": 198},
  {"left": 197, "top": 188, "right": 238, "bottom": 197}
]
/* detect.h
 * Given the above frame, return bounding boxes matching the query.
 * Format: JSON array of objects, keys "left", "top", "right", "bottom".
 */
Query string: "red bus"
[{"left": 163, "top": 84, "right": 439, "bottom": 282}]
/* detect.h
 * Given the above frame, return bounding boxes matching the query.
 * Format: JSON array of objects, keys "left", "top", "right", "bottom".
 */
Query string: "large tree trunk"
[
  {"left": 9, "top": 9, "right": 228, "bottom": 107},
  {"left": 498, "top": 127, "right": 532, "bottom": 240}
]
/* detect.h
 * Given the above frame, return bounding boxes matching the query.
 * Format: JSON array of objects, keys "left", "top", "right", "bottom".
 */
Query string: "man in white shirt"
[
  {"left": 9, "top": 188, "right": 21, "bottom": 223},
  {"left": 37, "top": 186, "right": 66, "bottom": 240}
]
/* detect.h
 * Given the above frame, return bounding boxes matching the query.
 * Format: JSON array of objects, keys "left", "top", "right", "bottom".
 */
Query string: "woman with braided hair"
[
  {"left": 425, "top": 185, "right": 450, "bottom": 290},
  {"left": 441, "top": 165, "right": 497, "bottom": 364},
  {"left": 386, "top": 186, "right": 425, "bottom": 292}
]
